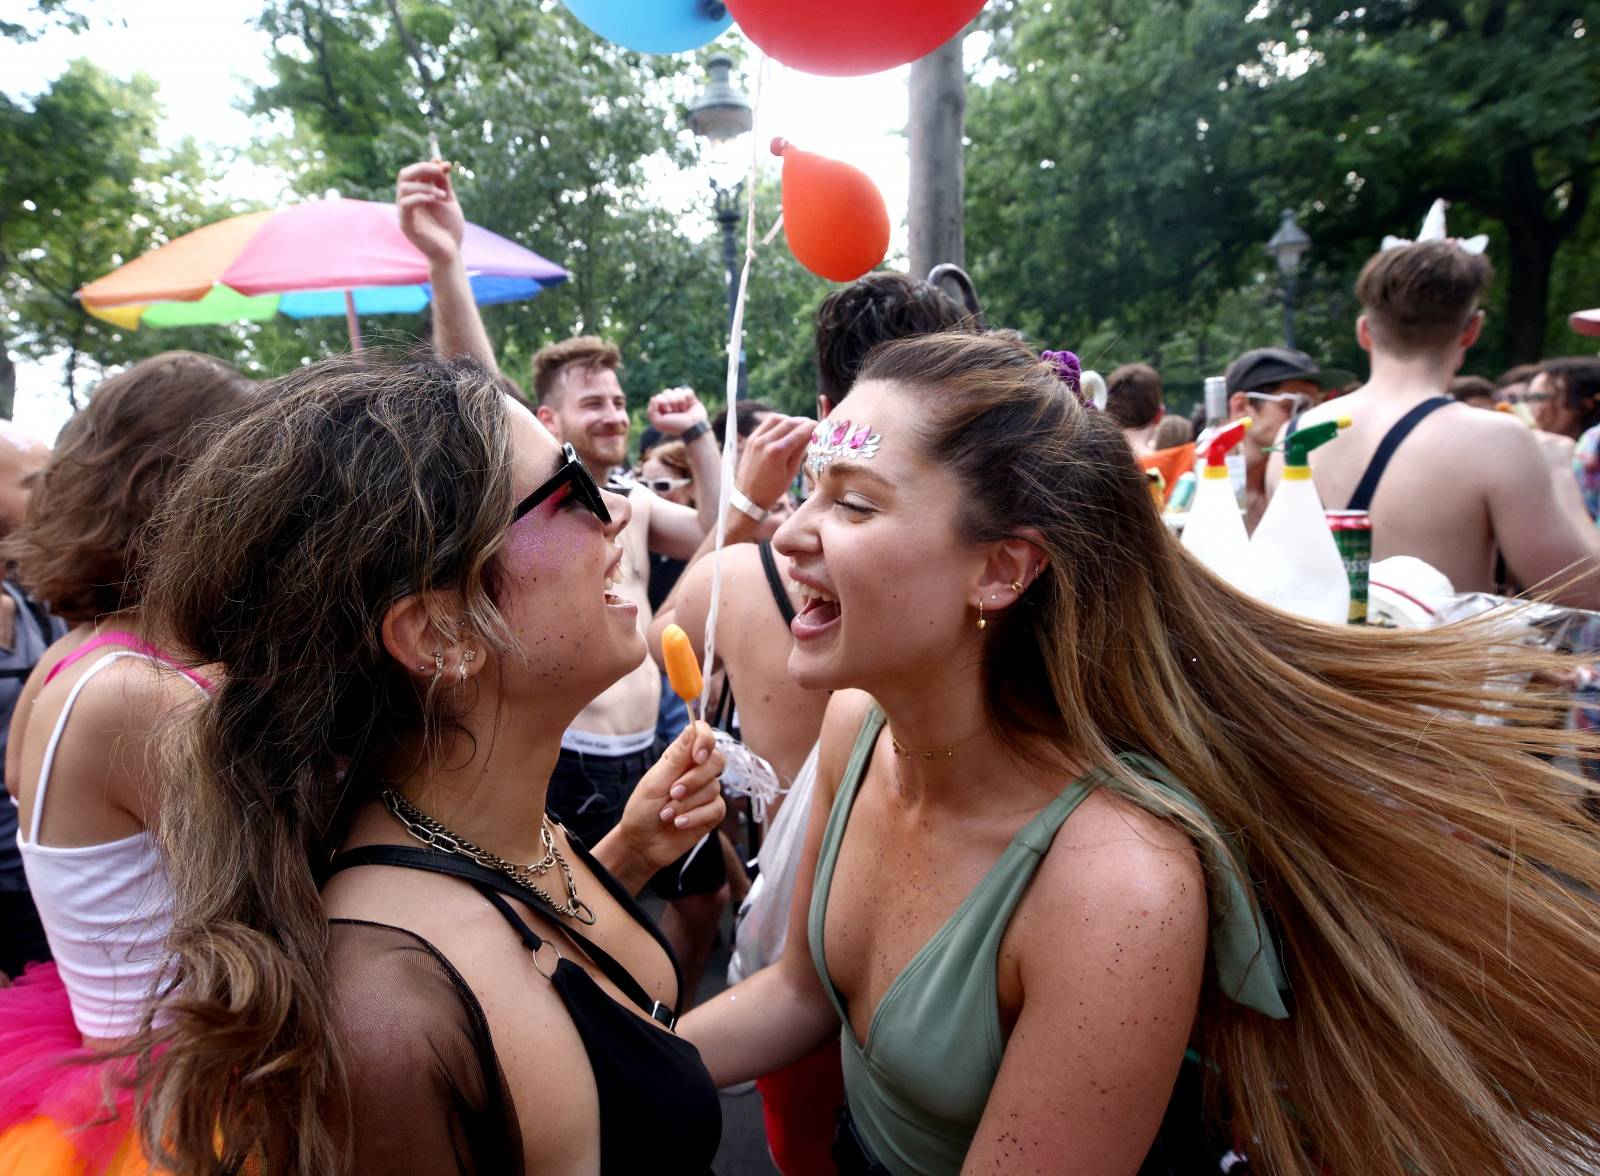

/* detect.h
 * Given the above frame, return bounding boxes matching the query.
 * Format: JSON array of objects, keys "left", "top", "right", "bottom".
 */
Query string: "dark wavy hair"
[
  {"left": 813, "top": 272, "right": 973, "bottom": 403},
  {"left": 0, "top": 352, "right": 255, "bottom": 622},
  {"left": 1541, "top": 357, "right": 1600, "bottom": 433},
  {"left": 130, "top": 351, "right": 516, "bottom": 1174}
]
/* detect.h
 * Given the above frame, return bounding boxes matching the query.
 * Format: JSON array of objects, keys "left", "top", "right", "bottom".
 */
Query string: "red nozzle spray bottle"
[{"left": 1180, "top": 418, "right": 1257, "bottom": 593}]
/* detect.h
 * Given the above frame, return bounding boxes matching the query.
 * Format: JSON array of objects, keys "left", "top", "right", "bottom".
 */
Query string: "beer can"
[{"left": 1326, "top": 510, "right": 1371, "bottom": 625}]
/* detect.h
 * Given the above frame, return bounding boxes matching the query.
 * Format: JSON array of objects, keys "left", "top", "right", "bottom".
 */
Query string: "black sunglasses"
[{"left": 512, "top": 443, "right": 612, "bottom": 526}]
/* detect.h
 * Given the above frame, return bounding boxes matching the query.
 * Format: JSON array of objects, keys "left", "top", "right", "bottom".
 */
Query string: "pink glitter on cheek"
[{"left": 503, "top": 504, "right": 580, "bottom": 570}]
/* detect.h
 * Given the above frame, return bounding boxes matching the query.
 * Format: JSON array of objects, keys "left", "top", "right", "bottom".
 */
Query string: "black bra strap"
[
  {"left": 1347, "top": 396, "right": 1452, "bottom": 512},
  {"left": 325, "top": 845, "right": 676, "bottom": 1027},
  {"left": 758, "top": 540, "right": 797, "bottom": 625}
]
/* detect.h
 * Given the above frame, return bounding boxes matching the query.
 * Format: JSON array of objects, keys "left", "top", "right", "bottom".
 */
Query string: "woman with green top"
[{"left": 679, "top": 332, "right": 1600, "bottom": 1175}]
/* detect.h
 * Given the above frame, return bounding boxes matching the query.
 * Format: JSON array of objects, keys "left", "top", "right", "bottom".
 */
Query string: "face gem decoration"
[{"left": 806, "top": 418, "right": 882, "bottom": 477}]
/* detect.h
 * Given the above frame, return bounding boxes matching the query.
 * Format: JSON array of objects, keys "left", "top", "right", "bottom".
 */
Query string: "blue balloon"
[{"left": 562, "top": 0, "right": 732, "bottom": 54}]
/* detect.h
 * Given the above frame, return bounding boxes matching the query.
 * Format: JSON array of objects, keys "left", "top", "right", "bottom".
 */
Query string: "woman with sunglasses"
[{"left": 127, "top": 353, "right": 728, "bottom": 1175}]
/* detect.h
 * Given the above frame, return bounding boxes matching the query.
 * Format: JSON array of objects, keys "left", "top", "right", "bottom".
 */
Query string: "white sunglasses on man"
[{"left": 1245, "top": 389, "right": 1308, "bottom": 416}]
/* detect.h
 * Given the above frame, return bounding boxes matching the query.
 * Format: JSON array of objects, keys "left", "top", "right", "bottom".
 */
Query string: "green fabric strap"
[{"left": 1111, "top": 751, "right": 1290, "bottom": 1020}]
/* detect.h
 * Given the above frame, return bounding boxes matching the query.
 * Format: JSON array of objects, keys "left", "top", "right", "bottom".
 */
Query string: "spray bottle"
[
  {"left": 1250, "top": 418, "right": 1351, "bottom": 624},
  {"left": 1180, "top": 418, "right": 1257, "bottom": 593}
]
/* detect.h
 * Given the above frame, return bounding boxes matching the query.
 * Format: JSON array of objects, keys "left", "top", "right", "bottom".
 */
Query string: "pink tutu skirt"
[{"left": 0, "top": 963, "right": 150, "bottom": 1175}]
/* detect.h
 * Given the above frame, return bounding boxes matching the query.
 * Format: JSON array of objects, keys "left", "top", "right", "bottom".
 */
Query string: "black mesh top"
[{"left": 325, "top": 843, "right": 722, "bottom": 1175}]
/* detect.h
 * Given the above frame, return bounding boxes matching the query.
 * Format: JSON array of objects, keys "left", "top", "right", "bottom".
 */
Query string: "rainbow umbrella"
[{"left": 75, "top": 197, "right": 568, "bottom": 347}]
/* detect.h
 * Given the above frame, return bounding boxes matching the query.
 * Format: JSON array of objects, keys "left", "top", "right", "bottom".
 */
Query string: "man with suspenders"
[{"left": 1270, "top": 239, "right": 1600, "bottom": 607}]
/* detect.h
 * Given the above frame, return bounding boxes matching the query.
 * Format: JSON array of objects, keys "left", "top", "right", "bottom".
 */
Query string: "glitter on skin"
[{"left": 503, "top": 484, "right": 580, "bottom": 567}]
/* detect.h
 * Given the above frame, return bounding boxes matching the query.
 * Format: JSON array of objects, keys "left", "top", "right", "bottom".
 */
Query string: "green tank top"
[{"left": 807, "top": 706, "right": 1288, "bottom": 1176}]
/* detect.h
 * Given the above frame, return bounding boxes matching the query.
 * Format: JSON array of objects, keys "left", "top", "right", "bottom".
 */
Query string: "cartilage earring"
[
  {"left": 1010, "top": 579, "right": 1024, "bottom": 593},
  {"left": 458, "top": 647, "right": 475, "bottom": 681},
  {"left": 432, "top": 650, "right": 444, "bottom": 678},
  {"left": 977, "top": 600, "right": 987, "bottom": 631}
]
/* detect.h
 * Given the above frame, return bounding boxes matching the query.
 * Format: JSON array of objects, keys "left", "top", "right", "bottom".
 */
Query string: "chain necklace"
[
  {"left": 889, "top": 726, "right": 985, "bottom": 761},
  {"left": 382, "top": 789, "right": 596, "bottom": 925}
]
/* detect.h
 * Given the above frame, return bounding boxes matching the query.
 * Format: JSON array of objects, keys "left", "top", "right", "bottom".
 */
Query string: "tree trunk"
[
  {"left": 1497, "top": 145, "right": 1591, "bottom": 365},
  {"left": 0, "top": 347, "right": 14, "bottom": 421},
  {"left": 1502, "top": 218, "right": 1557, "bottom": 365},
  {"left": 908, "top": 31, "right": 967, "bottom": 282}
]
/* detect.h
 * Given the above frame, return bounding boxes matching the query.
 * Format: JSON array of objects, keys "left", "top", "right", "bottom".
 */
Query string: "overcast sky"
[{"left": 1, "top": 0, "right": 914, "bottom": 440}]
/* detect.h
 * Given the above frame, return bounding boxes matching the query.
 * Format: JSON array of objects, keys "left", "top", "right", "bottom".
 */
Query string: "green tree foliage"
[
  {"left": 250, "top": 0, "right": 828, "bottom": 415},
  {"left": 967, "top": 0, "right": 1600, "bottom": 408},
  {"left": 0, "top": 61, "right": 261, "bottom": 415}
]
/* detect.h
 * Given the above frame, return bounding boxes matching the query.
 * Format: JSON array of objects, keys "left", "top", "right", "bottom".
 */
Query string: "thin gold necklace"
[
  {"left": 381, "top": 789, "right": 596, "bottom": 925},
  {"left": 888, "top": 726, "right": 985, "bottom": 761}
]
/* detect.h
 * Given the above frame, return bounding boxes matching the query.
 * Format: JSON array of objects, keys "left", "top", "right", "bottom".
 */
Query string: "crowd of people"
[{"left": 0, "top": 154, "right": 1593, "bottom": 1176}]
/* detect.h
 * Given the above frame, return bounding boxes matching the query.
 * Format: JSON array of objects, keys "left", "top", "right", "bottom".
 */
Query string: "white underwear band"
[{"left": 559, "top": 727, "right": 657, "bottom": 758}]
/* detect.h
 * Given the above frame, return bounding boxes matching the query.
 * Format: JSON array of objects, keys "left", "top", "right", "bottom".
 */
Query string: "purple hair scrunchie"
[{"left": 1041, "top": 349, "right": 1092, "bottom": 410}]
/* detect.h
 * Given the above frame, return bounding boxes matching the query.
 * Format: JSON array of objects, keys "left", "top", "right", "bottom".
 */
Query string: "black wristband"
[{"left": 679, "top": 420, "right": 712, "bottom": 444}]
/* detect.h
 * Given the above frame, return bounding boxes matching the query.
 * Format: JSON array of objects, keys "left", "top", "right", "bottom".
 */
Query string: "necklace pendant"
[{"left": 571, "top": 897, "right": 598, "bottom": 926}]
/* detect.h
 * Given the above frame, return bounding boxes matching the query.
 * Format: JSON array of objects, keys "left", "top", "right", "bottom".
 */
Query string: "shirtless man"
[
  {"left": 398, "top": 158, "right": 789, "bottom": 998},
  {"left": 1269, "top": 239, "right": 1600, "bottom": 606}
]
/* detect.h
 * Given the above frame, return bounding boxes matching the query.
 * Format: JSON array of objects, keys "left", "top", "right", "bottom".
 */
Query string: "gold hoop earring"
[
  {"left": 976, "top": 600, "right": 986, "bottom": 631},
  {"left": 1009, "top": 579, "right": 1024, "bottom": 593}
]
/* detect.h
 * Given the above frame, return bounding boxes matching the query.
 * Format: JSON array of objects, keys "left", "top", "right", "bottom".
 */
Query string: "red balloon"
[
  {"left": 773, "top": 139, "right": 889, "bottom": 283},
  {"left": 727, "top": 0, "right": 986, "bottom": 75}
]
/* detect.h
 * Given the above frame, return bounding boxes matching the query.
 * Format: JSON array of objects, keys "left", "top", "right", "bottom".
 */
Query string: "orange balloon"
[{"left": 773, "top": 139, "right": 890, "bottom": 283}]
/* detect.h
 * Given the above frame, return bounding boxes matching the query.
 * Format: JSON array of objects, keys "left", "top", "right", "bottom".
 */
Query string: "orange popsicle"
[{"left": 661, "top": 624, "right": 703, "bottom": 704}]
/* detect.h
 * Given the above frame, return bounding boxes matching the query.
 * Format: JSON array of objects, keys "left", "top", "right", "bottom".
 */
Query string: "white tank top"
[{"left": 15, "top": 650, "right": 202, "bottom": 1038}]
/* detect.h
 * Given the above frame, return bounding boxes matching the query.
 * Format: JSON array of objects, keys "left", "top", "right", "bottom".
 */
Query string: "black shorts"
[
  {"left": 645, "top": 830, "right": 728, "bottom": 901},
  {"left": 547, "top": 744, "right": 656, "bottom": 852}
]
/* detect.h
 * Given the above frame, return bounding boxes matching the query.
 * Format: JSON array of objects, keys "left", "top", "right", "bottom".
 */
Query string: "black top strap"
[
  {"left": 1346, "top": 396, "right": 1452, "bottom": 512},
  {"left": 758, "top": 540, "right": 797, "bottom": 625},
  {"left": 324, "top": 844, "right": 678, "bottom": 1026}
]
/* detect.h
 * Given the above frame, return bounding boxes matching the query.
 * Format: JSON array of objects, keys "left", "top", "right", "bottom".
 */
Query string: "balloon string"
[
  {"left": 697, "top": 54, "right": 767, "bottom": 720},
  {"left": 685, "top": 55, "right": 767, "bottom": 879}
]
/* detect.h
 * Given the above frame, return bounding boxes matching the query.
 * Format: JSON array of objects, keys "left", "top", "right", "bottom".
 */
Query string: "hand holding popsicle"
[{"left": 601, "top": 718, "right": 725, "bottom": 884}]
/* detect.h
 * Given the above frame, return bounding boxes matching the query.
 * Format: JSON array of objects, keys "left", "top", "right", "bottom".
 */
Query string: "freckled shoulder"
[{"left": 1018, "top": 786, "right": 1206, "bottom": 962}]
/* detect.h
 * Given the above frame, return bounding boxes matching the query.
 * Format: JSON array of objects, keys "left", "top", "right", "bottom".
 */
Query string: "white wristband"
[{"left": 728, "top": 487, "right": 768, "bottom": 522}]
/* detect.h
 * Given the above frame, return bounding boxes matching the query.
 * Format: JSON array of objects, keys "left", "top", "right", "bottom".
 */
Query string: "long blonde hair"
[{"left": 863, "top": 332, "right": 1600, "bottom": 1174}]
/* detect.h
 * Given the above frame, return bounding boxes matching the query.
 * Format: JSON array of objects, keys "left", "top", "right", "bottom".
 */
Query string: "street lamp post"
[
  {"left": 687, "top": 54, "right": 753, "bottom": 397},
  {"left": 1267, "top": 208, "right": 1311, "bottom": 351}
]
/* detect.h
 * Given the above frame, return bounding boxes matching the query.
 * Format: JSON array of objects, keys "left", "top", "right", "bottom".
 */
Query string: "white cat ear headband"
[{"left": 1381, "top": 198, "right": 1488, "bottom": 255}]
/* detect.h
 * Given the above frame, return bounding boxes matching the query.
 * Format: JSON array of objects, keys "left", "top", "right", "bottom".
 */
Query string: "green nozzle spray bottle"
[{"left": 1251, "top": 417, "right": 1351, "bottom": 624}]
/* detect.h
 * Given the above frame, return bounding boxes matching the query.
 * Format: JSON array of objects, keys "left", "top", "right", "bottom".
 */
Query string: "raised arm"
[
  {"left": 395, "top": 160, "right": 498, "bottom": 374},
  {"left": 649, "top": 413, "right": 815, "bottom": 626},
  {"left": 646, "top": 388, "right": 722, "bottom": 543}
]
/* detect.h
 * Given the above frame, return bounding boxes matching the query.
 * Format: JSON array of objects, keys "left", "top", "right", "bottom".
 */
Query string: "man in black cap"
[{"left": 1223, "top": 347, "right": 1355, "bottom": 530}]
